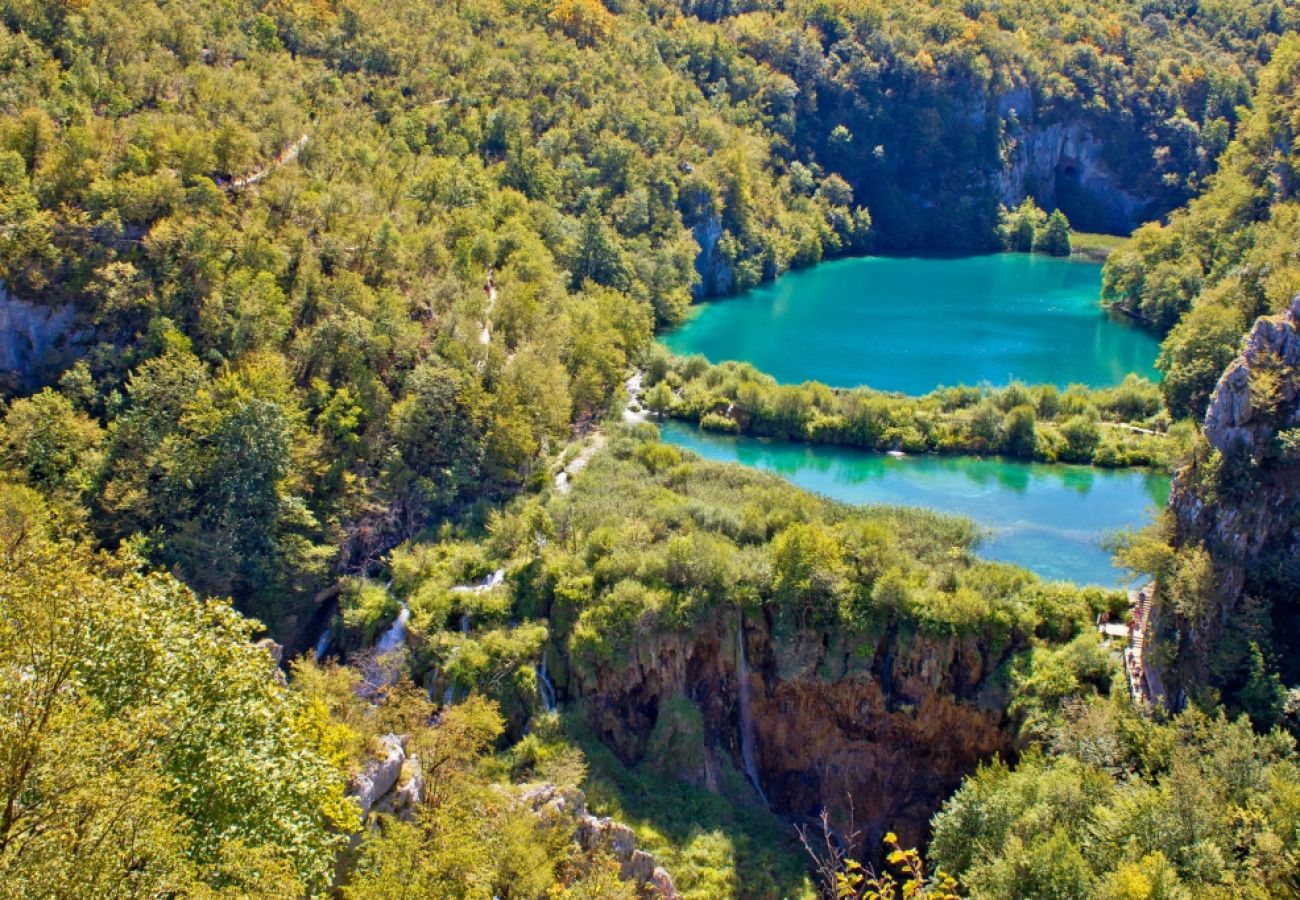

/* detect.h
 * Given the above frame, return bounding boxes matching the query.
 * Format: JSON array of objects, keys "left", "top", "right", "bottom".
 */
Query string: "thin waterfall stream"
[
  {"left": 536, "top": 656, "right": 558, "bottom": 713},
  {"left": 736, "top": 613, "right": 768, "bottom": 807}
]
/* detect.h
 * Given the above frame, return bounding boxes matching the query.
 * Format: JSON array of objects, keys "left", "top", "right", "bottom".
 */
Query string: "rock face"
[
  {"left": 524, "top": 783, "right": 678, "bottom": 898},
  {"left": 0, "top": 283, "right": 78, "bottom": 390},
  {"left": 569, "top": 613, "right": 1013, "bottom": 854},
  {"left": 349, "top": 733, "right": 409, "bottom": 821},
  {"left": 691, "top": 215, "right": 733, "bottom": 298},
  {"left": 995, "top": 119, "right": 1150, "bottom": 234},
  {"left": 835, "top": 85, "right": 1179, "bottom": 251},
  {"left": 1163, "top": 295, "right": 1300, "bottom": 693}
]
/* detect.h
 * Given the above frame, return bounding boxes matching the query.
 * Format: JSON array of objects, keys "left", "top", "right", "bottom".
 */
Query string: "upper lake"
[{"left": 661, "top": 254, "right": 1161, "bottom": 394}]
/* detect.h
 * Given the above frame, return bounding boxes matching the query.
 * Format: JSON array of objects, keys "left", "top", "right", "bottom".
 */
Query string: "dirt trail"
[{"left": 222, "top": 133, "right": 310, "bottom": 191}]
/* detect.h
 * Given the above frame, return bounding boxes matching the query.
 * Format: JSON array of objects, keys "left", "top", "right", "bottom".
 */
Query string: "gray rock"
[
  {"left": 373, "top": 755, "right": 424, "bottom": 820},
  {"left": 349, "top": 733, "right": 406, "bottom": 820},
  {"left": 525, "top": 783, "right": 678, "bottom": 897},
  {"left": 0, "top": 283, "right": 78, "bottom": 388},
  {"left": 691, "top": 215, "right": 733, "bottom": 298}
]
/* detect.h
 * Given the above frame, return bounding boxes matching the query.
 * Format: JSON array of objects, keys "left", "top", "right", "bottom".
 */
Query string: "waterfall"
[
  {"left": 313, "top": 626, "right": 332, "bottom": 661},
  {"left": 536, "top": 656, "right": 557, "bottom": 713},
  {"left": 374, "top": 604, "right": 410, "bottom": 654},
  {"left": 451, "top": 567, "right": 505, "bottom": 595},
  {"left": 736, "top": 614, "right": 768, "bottom": 807}
]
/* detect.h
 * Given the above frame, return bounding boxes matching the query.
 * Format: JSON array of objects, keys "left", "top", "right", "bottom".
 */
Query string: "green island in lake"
[{"left": 662, "top": 254, "right": 1161, "bottom": 393}]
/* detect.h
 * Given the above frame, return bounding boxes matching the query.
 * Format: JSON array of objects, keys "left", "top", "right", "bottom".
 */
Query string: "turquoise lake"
[
  {"left": 661, "top": 254, "right": 1161, "bottom": 394},
  {"left": 659, "top": 420, "right": 1170, "bottom": 586}
]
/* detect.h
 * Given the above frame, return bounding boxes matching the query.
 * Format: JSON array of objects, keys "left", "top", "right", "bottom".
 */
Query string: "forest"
[{"left": 1, "top": 0, "right": 1299, "bottom": 896}]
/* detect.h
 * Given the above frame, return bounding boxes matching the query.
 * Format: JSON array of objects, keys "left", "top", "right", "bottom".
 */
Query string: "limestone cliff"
[
  {"left": 691, "top": 215, "right": 734, "bottom": 299},
  {"left": 835, "top": 85, "right": 1180, "bottom": 250},
  {"left": 565, "top": 611, "right": 1013, "bottom": 854},
  {"left": 0, "top": 282, "right": 79, "bottom": 392},
  {"left": 1160, "top": 295, "right": 1300, "bottom": 695}
]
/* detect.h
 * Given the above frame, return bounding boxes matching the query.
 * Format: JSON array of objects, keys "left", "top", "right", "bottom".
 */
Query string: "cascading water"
[
  {"left": 433, "top": 569, "right": 506, "bottom": 707},
  {"left": 736, "top": 614, "right": 768, "bottom": 807},
  {"left": 374, "top": 604, "right": 410, "bottom": 654},
  {"left": 313, "top": 627, "right": 332, "bottom": 661},
  {"left": 536, "top": 656, "right": 557, "bottom": 713}
]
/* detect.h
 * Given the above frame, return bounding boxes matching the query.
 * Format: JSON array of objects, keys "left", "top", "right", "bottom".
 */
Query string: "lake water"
[
  {"left": 662, "top": 254, "right": 1160, "bottom": 394},
  {"left": 659, "top": 420, "right": 1169, "bottom": 586}
]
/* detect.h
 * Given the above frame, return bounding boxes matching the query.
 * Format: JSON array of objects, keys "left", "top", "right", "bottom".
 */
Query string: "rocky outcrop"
[
  {"left": 569, "top": 613, "right": 1013, "bottom": 854},
  {"left": 1162, "top": 295, "right": 1300, "bottom": 694},
  {"left": 0, "top": 283, "right": 78, "bottom": 391},
  {"left": 524, "top": 783, "right": 678, "bottom": 899},
  {"left": 349, "top": 733, "right": 409, "bottom": 821},
  {"left": 995, "top": 120, "right": 1150, "bottom": 234},
  {"left": 691, "top": 215, "right": 733, "bottom": 298},
  {"left": 1201, "top": 295, "right": 1300, "bottom": 455}
]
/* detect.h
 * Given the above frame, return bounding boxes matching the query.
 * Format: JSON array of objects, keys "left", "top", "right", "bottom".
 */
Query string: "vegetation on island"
[
  {"left": 645, "top": 351, "right": 1188, "bottom": 469},
  {"left": 996, "top": 200, "right": 1072, "bottom": 257}
]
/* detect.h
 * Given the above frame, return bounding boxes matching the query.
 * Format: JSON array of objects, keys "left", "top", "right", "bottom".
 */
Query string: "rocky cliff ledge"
[
  {"left": 568, "top": 612, "right": 1012, "bottom": 854},
  {"left": 1162, "top": 295, "right": 1300, "bottom": 693}
]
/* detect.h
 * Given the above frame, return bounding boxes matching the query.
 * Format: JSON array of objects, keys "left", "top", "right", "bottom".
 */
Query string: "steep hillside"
[
  {"left": 358, "top": 427, "right": 1125, "bottom": 880},
  {"left": 1104, "top": 34, "right": 1300, "bottom": 419},
  {"left": 662, "top": 0, "right": 1297, "bottom": 246}
]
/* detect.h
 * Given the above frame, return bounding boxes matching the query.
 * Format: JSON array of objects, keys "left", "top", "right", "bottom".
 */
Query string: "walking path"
[
  {"left": 554, "top": 372, "right": 645, "bottom": 493},
  {"left": 1122, "top": 586, "right": 1166, "bottom": 709},
  {"left": 220, "top": 132, "right": 310, "bottom": 191}
]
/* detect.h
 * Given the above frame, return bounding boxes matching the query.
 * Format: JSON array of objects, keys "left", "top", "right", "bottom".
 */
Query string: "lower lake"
[
  {"left": 658, "top": 420, "right": 1170, "bottom": 586},
  {"left": 661, "top": 254, "right": 1160, "bottom": 394}
]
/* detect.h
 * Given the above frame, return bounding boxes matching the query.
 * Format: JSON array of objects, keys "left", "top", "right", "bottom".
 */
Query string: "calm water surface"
[
  {"left": 662, "top": 255, "right": 1160, "bottom": 394},
  {"left": 659, "top": 420, "right": 1169, "bottom": 586}
]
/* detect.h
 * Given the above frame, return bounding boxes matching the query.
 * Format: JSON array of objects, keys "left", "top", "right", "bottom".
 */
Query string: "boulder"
[{"left": 349, "top": 734, "right": 406, "bottom": 820}]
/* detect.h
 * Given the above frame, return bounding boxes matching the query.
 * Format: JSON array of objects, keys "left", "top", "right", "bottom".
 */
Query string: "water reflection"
[{"left": 659, "top": 421, "right": 1170, "bottom": 586}]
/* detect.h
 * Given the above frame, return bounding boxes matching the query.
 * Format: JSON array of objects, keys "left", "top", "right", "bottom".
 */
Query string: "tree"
[
  {"left": 0, "top": 493, "right": 351, "bottom": 895},
  {"left": 1060, "top": 415, "right": 1101, "bottom": 461},
  {"left": 571, "top": 205, "right": 629, "bottom": 291},
  {"left": 1237, "top": 642, "right": 1286, "bottom": 730},
  {"left": 386, "top": 360, "right": 488, "bottom": 518},
  {"left": 0, "top": 388, "right": 104, "bottom": 505},
  {"left": 771, "top": 522, "right": 848, "bottom": 625},
  {"left": 1034, "top": 209, "right": 1072, "bottom": 256},
  {"left": 1001, "top": 404, "right": 1038, "bottom": 458},
  {"left": 549, "top": 0, "right": 616, "bottom": 47},
  {"left": 643, "top": 381, "right": 674, "bottom": 418}
]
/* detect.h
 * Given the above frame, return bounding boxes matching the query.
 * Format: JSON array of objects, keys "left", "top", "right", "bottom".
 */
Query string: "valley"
[{"left": 1, "top": 1, "right": 1299, "bottom": 897}]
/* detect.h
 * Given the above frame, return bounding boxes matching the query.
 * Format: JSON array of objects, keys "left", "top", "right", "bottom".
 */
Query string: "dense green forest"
[
  {"left": 1104, "top": 34, "right": 1300, "bottom": 420},
  {"left": 2, "top": 0, "right": 1300, "bottom": 896}
]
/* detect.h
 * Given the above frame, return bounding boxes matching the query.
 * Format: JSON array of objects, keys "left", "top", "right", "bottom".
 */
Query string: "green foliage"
[
  {"left": 0, "top": 489, "right": 352, "bottom": 895},
  {"left": 673, "top": 0, "right": 1283, "bottom": 247},
  {"left": 1103, "top": 35, "right": 1300, "bottom": 418},
  {"left": 997, "top": 199, "right": 1072, "bottom": 256},
  {"left": 1033, "top": 210, "right": 1072, "bottom": 257},
  {"left": 0, "top": 0, "right": 879, "bottom": 632},
  {"left": 660, "top": 358, "right": 1182, "bottom": 468},
  {"left": 931, "top": 706, "right": 1300, "bottom": 899}
]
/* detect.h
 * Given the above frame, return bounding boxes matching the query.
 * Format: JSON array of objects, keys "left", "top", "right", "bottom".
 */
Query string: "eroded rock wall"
[
  {"left": 1163, "top": 295, "right": 1300, "bottom": 693},
  {"left": 0, "top": 282, "right": 78, "bottom": 391},
  {"left": 570, "top": 612, "right": 1013, "bottom": 853}
]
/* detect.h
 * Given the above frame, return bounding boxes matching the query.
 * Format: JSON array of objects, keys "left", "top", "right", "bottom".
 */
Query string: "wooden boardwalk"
[{"left": 1123, "top": 586, "right": 1166, "bottom": 709}]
